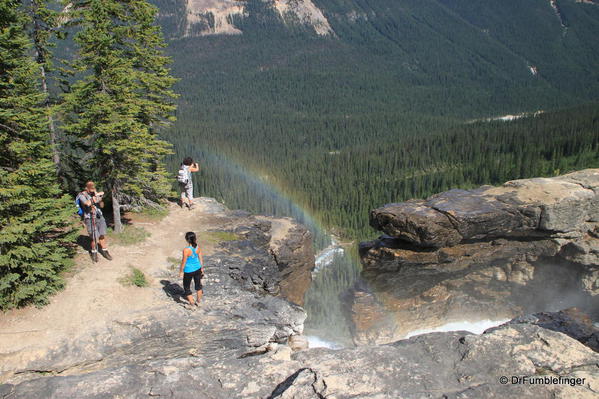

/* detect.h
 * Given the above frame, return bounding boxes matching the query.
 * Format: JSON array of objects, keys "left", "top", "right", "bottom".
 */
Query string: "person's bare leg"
[
  {"left": 98, "top": 236, "right": 113, "bottom": 260},
  {"left": 196, "top": 289, "right": 203, "bottom": 304},
  {"left": 186, "top": 294, "right": 195, "bottom": 305},
  {"left": 89, "top": 235, "right": 98, "bottom": 262}
]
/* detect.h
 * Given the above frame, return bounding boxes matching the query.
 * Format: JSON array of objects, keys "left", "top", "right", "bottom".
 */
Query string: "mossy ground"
[{"left": 202, "top": 231, "right": 239, "bottom": 244}]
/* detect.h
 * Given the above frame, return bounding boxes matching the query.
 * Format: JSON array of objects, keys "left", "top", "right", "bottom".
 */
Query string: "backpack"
[
  {"left": 75, "top": 196, "right": 84, "bottom": 217},
  {"left": 177, "top": 167, "right": 189, "bottom": 184}
]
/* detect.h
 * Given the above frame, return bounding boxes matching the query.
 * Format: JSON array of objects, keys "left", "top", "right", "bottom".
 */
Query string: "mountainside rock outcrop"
[
  {"left": 171, "top": 0, "right": 333, "bottom": 37},
  {"left": 357, "top": 170, "right": 599, "bottom": 344},
  {"left": 264, "top": 217, "right": 314, "bottom": 306}
]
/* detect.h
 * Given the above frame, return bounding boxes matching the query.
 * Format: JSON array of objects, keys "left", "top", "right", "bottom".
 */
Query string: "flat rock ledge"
[
  {"left": 1, "top": 311, "right": 598, "bottom": 398},
  {"left": 370, "top": 169, "right": 599, "bottom": 248}
]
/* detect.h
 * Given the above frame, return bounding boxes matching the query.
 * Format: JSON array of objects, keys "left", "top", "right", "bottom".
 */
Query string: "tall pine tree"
[
  {"left": 26, "top": 0, "right": 62, "bottom": 177},
  {"left": 0, "top": 0, "right": 75, "bottom": 310},
  {"left": 62, "top": 0, "right": 177, "bottom": 232}
]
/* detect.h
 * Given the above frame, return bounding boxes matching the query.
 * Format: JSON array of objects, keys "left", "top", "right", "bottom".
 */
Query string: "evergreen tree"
[
  {"left": 0, "top": 0, "right": 75, "bottom": 310},
  {"left": 62, "top": 0, "right": 177, "bottom": 232},
  {"left": 26, "top": 0, "right": 62, "bottom": 175}
]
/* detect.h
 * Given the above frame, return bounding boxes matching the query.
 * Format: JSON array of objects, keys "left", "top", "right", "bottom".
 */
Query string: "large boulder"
[{"left": 370, "top": 169, "right": 599, "bottom": 248}]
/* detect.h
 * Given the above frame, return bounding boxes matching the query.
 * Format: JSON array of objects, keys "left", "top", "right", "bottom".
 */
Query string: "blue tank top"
[{"left": 184, "top": 246, "right": 202, "bottom": 273}]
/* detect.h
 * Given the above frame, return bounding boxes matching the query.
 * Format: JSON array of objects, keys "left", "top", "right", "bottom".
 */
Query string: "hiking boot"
[
  {"left": 101, "top": 249, "right": 113, "bottom": 261},
  {"left": 90, "top": 251, "right": 99, "bottom": 263}
]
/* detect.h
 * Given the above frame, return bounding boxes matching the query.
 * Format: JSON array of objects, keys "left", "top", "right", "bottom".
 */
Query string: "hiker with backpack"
[
  {"left": 179, "top": 231, "right": 204, "bottom": 307},
  {"left": 178, "top": 157, "right": 199, "bottom": 209},
  {"left": 76, "top": 181, "right": 112, "bottom": 262}
]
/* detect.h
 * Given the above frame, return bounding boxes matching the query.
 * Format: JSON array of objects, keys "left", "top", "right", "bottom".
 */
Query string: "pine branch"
[{"left": 0, "top": 122, "right": 20, "bottom": 135}]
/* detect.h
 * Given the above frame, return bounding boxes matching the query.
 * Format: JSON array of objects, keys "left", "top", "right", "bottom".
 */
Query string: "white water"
[
  {"left": 313, "top": 240, "right": 345, "bottom": 273},
  {"left": 468, "top": 110, "right": 544, "bottom": 124},
  {"left": 306, "top": 335, "right": 344, "bottom": 350},
  {"left": 405, "top": 319, "right": 510, "bottom": 339}
]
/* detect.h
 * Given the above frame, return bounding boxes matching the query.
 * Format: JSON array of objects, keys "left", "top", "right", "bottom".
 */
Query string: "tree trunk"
[
  {"left": 30, "top": 1, "right": 61, "bottom": 174},
  {"left": 40, "top": 66, "right": 60, "bottom": 169},
  {"left": 112, "top": 188, "right": 123, "bottom": 233},
  {"left": 40, "top": 68, "right": 62, "bottom": 176}
]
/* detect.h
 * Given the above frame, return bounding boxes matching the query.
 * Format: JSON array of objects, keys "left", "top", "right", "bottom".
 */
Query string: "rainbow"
[{"left": 187, "top": 147, "right": 330, "bottom": 245}]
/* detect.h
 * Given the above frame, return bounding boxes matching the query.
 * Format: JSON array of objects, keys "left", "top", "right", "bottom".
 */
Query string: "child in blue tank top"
[{"left": 179, "top": 232, "right": 204, "bottom": 306}]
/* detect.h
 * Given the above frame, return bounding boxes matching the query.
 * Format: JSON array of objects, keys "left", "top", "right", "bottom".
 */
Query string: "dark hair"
[
  {"left": 185, "top": 231, "right": 197, "bottom": 248},
  {"left": 182, "top": 157, "right": 193, "bottom": 166}
]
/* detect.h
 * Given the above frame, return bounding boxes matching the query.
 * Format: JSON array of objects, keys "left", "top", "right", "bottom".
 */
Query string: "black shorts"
[{"left": 183, "top": 269, "right": 203, "bottom": 296}]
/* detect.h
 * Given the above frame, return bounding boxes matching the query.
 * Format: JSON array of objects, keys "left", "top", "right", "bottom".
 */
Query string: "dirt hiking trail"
[{"left": 0, "top": 200, "right": 225, "bottom": 361}]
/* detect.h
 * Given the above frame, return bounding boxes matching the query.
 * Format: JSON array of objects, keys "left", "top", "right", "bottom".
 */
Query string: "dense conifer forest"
[{"left": 157, "top": 0, "right": 599, "bottom": 240}]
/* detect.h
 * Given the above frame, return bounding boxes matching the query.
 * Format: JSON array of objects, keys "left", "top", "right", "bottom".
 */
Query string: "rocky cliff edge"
[{"left": 0, "top": 196, "right": 598, "bottom": 398}]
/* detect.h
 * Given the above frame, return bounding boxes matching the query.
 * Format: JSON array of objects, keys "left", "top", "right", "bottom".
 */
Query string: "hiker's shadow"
[
  {"left": 161, "top": 280, "right": 186, "bottom": 303},
  {"left": 77, "top": 235, "right": 92, "bottom": 252}
]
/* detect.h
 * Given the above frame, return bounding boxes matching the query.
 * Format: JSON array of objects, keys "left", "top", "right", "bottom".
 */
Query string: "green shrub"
[{"left": 119, "top": 267, "right": 149, "bottom": 287}]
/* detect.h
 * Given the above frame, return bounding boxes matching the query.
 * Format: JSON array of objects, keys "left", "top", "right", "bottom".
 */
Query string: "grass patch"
[
  {"left": 203, "top": 231, "right": 239, "bottom": 244},
  {"left": 119, "top": 267, "right": 149, "bottom": 288},
  {"left": 133, "top": 206, "right": 169, "bottom": 221},
  {"left": 108, "top": 226, "right": 150, "bottom": 246}
]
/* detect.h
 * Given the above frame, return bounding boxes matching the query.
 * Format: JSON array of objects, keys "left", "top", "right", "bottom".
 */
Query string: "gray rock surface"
[
  {"left": 1, "top": 196, "right": 599, "bottom": 398},
  {"left": 220, "top": 214, "right": 314, "bottom": 304},
  {"left": 2, "top": 315, "right": 598, "bottom": 398},
  {"left": 359, "top": 171, "right": 599, "bottom": 345},
  {"left": 370, "top": 169, "right": 599, "bottom": 248},
  {"left": 511, "top": 308, "right": 599, "bottom": 353},
  {"left": 268, "top": 221, "right": 315, "bottom": 306}
]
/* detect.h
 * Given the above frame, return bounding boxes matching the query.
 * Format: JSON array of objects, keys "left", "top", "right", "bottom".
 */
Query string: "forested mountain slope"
[{"left": 153, "top": 0, "right": 599, "bottom": 239}]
